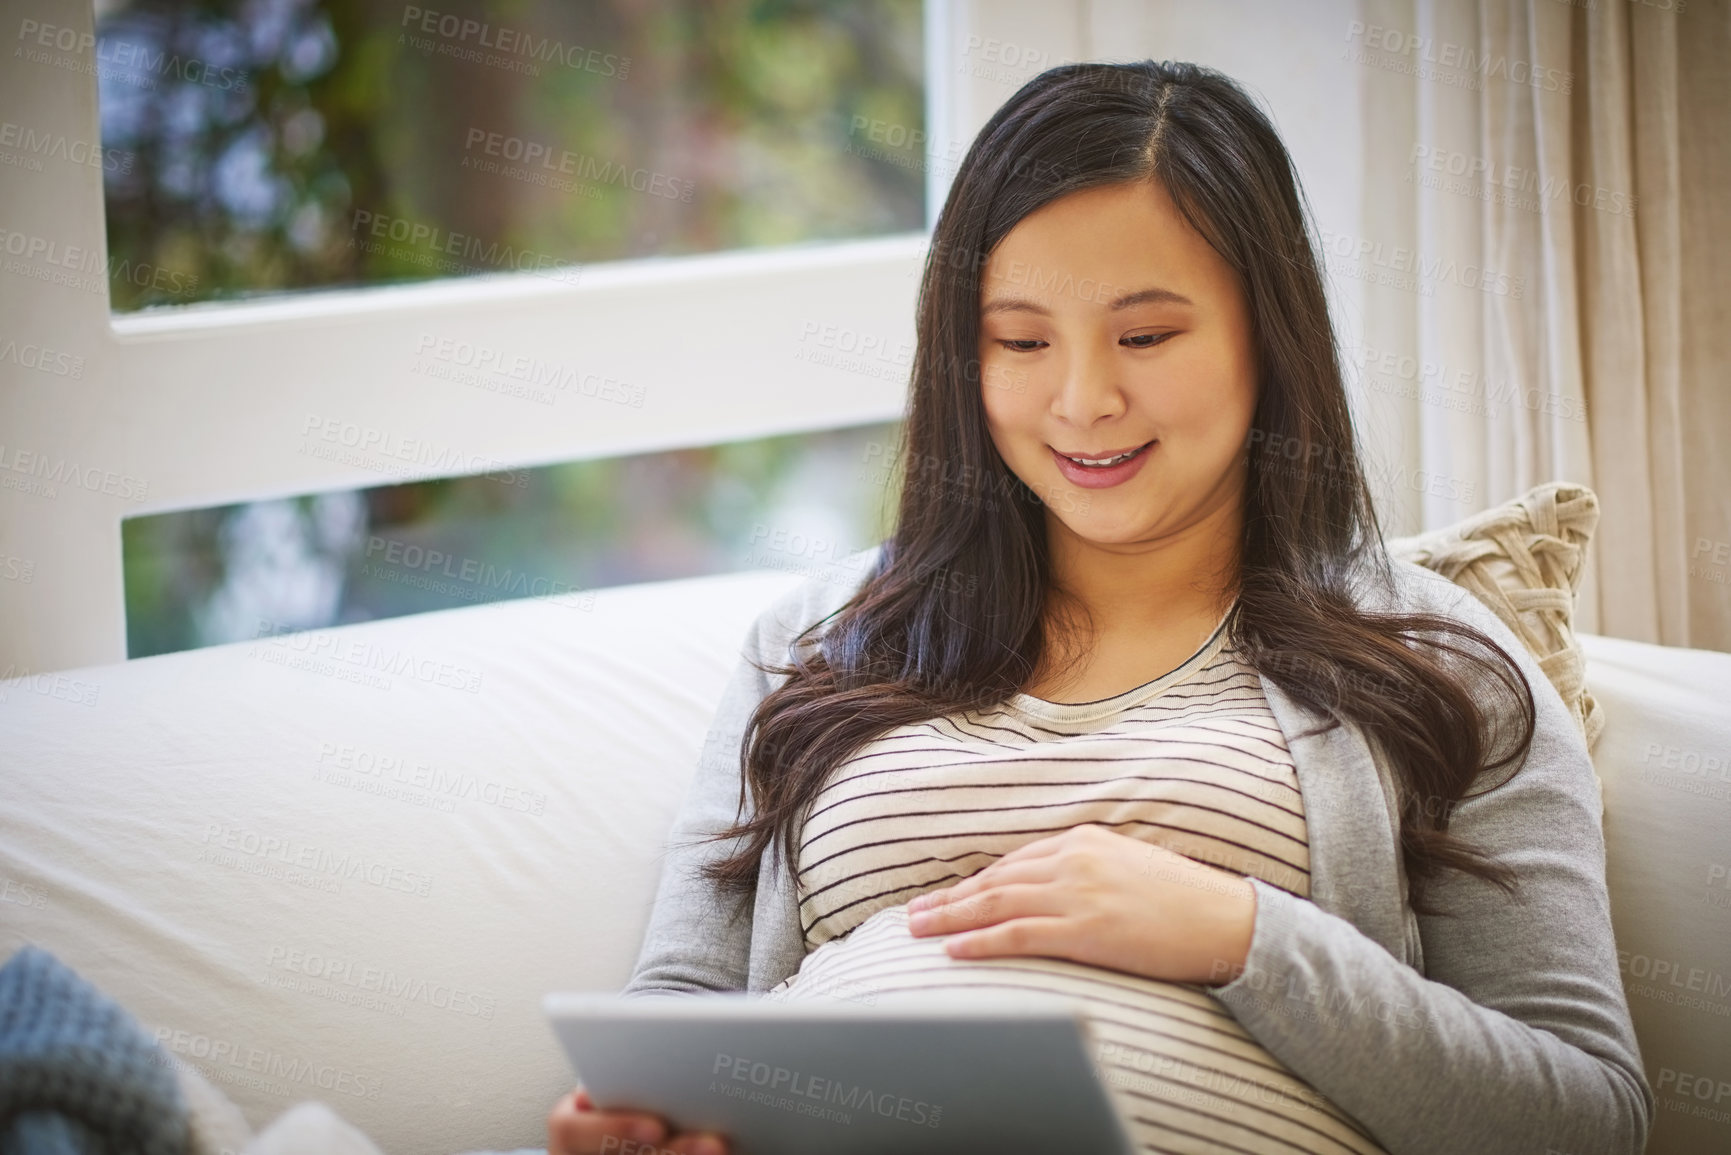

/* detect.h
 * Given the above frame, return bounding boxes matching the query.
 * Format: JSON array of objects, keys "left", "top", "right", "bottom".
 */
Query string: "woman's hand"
[
  {"left": 905, "top": 823, "right": 1257, "bottom": 986},
  {"left": 547, "top": 1084, "right": 730, "bottom": 1155}
]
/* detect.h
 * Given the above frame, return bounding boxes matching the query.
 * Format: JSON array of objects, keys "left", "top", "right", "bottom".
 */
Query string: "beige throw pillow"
[{"left": 1386, "top": 481, "right": 1603, "bottom": 752}]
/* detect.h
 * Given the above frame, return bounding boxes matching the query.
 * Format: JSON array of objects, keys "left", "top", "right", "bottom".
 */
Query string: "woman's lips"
[
  {"left": 1050, "top": 440, "right": 1156, "bottom": 489},
  {"left": 1052, "top": 442, "right": 1152, "bottom": 462}
]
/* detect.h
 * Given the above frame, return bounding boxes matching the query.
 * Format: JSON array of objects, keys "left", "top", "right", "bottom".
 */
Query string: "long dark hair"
[{"left": 701, "top": 60, "right": 1534, "bottom": 919}]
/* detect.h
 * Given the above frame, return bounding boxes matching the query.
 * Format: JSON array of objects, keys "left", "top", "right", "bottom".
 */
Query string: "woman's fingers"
[
  {"left": 944, "top": 913, "right": 1075, "bottom": 959},
  {"left": 547, "top": 1085, "right": 732, "bottom": 1155},
  {"left": 909, "top": 879, "right": 1056, "bottom": 934},
  {"left": 547, "top": 1085, "right": 670, "bottom": 1154},
  {"left": 919, "top": 856, "right": 1055, "bottom": 913},
  {"left": 910, "top": 827, "right": 1105, "bottom": 911}
]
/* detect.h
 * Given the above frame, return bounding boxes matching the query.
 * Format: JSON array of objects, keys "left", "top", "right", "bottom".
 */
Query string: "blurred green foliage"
[
  {"left": 122, "top": 418, "right": 909, "bottom": 657},
  {"left": 98, "top": 0, "right": 924, "bottom": 309}
]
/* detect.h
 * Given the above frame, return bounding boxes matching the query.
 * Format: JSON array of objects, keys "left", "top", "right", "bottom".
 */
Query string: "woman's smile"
[{"left": 1049, "top": 439, "right": 1157, "bottom": 488}]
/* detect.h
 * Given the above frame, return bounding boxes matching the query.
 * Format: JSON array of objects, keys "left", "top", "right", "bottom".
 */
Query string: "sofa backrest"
[{"left": 0, "top": 568, "right": 804, "bottom": 1154}]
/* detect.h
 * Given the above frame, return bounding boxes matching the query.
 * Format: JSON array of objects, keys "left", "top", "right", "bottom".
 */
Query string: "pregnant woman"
[{"left": 548, "top": 59, "right": 1651, "bottom": 1155}]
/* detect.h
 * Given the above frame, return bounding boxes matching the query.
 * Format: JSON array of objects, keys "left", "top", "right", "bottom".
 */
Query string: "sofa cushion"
[{"left": 1387, "top": 481, "right": 1602, "bottom": 751}]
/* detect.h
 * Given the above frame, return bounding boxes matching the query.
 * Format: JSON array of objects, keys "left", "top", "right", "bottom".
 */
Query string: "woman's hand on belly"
[{"left": 904, "top": 823, "right": 1257, "bottom": 987}]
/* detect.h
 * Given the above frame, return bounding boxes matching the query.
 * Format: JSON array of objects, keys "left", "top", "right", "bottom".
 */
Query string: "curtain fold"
[{"left": 1358, "top": 0, "right": 1728, "bottom": 650}]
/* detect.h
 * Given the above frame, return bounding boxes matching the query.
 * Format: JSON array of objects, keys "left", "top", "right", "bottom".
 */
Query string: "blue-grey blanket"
[{"left": 0, "top": 944, "right": 190, "bottom": 1155}]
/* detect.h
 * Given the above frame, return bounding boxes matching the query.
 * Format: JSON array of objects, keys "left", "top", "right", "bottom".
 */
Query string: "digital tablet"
[{"left": 543, "top": 988, "right": 1139, "bottom": 1155}]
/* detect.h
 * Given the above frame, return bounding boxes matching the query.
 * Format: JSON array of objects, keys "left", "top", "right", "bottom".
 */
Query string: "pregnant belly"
[{"left": 768, "top": 904, "right": 1388, "bottom": 1155}]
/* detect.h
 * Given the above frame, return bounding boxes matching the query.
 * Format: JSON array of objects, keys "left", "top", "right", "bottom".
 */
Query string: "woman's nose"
[{"left": 1048, "top": 340, "right": 1125, "bottom": 426}]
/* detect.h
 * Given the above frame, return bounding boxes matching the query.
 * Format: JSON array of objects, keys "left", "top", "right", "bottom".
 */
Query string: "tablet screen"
[{"left": 545, "top": 990, "right": 1138, "bottom": 1155}]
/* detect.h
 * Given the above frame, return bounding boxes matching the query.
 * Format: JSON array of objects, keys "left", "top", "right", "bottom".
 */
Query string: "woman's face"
[{"left": 977, "top": 179, "right": 1259, "bottom": 553}]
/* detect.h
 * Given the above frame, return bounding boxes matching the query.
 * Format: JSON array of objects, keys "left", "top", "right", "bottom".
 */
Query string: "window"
[
  {"left": 95, "top": 0, "right": 926, "bottom": 657},
  {"left": 0, "top": 0, "right": 943, "bottom": 673},
  {"left": 121, "top": 419, "right": 905, "bottom": 657},
  {"left": 95, "top": 0, "right": 924, "bottom": 310}
]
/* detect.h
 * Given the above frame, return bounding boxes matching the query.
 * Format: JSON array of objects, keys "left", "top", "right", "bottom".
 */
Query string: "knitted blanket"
[
  {"left": 0, "top": 944, "right": 502, "bottom": 1155},
  {"left": 0, "top": 944, "right": 191, "bottom": 1155}
]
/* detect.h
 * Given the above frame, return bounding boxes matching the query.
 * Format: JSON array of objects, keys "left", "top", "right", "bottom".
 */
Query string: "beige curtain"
[{"left": 1355, "top": 0, "right": 1730, "bottom": 651}]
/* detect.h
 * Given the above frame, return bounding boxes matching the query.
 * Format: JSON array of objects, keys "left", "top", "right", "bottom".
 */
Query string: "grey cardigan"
[{"left": 620, "top": 547, "right": 1654, "bottom": 1155}]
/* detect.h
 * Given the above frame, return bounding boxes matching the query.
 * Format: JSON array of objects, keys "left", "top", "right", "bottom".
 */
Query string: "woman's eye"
[{"left": 991, "top": 334, "right": 1170, "bottom": 352}]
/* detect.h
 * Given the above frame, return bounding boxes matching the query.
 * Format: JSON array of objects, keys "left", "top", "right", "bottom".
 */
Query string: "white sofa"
[{"left": 2, "top": 567, "right": 1729, "bottom": 1154}]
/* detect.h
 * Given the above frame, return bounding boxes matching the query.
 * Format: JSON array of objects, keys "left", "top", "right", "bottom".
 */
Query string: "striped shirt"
[{"left": 768, "top": 613, "right": 1389, "bottom": 1154}]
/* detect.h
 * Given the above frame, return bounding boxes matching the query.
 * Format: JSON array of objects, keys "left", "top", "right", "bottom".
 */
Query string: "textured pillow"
[{"left": 1386, "top": 481, "right": 1603, "bottom": 751}]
